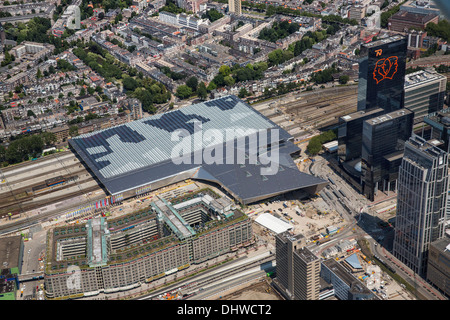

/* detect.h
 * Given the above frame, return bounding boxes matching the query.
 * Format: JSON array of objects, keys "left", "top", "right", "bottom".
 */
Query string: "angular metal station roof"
[{"left": 70, "top": 95, "right": 327, "bottom": 204}]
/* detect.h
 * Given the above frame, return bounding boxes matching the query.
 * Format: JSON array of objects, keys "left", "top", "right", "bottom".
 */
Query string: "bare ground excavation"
[{"left": 217, "top": 279, "right": 283, "bottom": 300}]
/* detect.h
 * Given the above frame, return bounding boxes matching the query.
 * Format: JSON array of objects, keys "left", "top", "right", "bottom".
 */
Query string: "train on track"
[{"left": 31, "top": 175, "right": 79, "bottom": 195}]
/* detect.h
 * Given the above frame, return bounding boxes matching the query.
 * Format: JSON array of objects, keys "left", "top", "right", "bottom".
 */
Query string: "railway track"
[
  {"left": 0, "top": 166, "right": 89, "bottom": 197},
  {"left": 284, "top": 92, "right": 357, "bottom": 115},
  {"left": 136, "top": 253, "right": 274, "bottom": 300},
  {"left": 0, "top": 149, "right": 103, "bottom": 217},
  {"left": 0, "top": 162, "right": 85, "bottom": 187},
  {"left": 0, "top": 172, "right": 95, "bottom": 215},
  {"left": 0, "top": 183, "right": 103, "bottom": 219},
  {"left": 0, "top": 150, "right": 74, "bottom": 173},
  {"left": 0, "top": 184, "right": 103, "bottom": 235},
  {"left": 280, "top": 92, "right": 358, "bottom": 130}
]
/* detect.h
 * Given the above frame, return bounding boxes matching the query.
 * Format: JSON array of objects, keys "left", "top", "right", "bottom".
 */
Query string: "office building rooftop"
[
  {"left": 296, "top": 246, "right": 318, "bottom": 263},
  {"left": 0, "top": 235, "right": 21, "bottom": 271},
  {"left": 365, "top": 109, "right": 413, "bottom": 126},
  {"left": 340, "top": 108, "right": 385, "bottom": 122},
  {"left": 363, "top": 35, "right": 405, "bottom": 48},
  {"left": 405, "top": 69, "right": 446, "bottom": 88}
]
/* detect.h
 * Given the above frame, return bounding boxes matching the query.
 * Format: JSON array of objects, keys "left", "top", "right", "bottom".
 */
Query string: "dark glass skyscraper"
[
  {"left": 337, "top": 107, "right": 385, "bottom": 163},
  {"left": 361, "top": 108, "right": 413, "bottom": 201},
  {"left": 357, "top": 35, "right": 407, "bottom": 113}
]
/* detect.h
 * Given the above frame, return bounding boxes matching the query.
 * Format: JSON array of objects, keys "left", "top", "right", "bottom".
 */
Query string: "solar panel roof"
[
  {"left": 70, "top": 95, "right": 327, "bottom": 203},
  {"left": 70, "top": 95, "right": 277, "bottom": 180}
]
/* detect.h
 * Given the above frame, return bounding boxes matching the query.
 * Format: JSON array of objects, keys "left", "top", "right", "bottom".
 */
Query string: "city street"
[{"left": 308, "top": 151, "right": 447, "bottom": 301}]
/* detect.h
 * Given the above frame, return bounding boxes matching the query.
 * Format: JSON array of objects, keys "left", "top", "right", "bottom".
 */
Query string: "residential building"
[
  {"left": 407, "top": 30, "right": 427, "bottom": 49},
  {"left": 159, "top": 11, "right": 207, "bottom": 30},
  {"left": 393, "top": 135, "right": 449, "bottom": 277},
  {"left": 198, "top": 15, "right": 231, "bottom": 34},
  {"left": 357, "top": 35, "right": 408, "bottom": 113},
  {"left": 52, "top": 3, "right": 81, "bottom": 36},
  {"left": 361, "top": 109, "right": 414, "bottom": 201},
  {"left": 273, "top": 232, "right": 320, "bottom": 300},
  {"left": 348, "top": 5, "right": 365, "bottom": 22},
  {"left": 176, "top": 0, "right": 207, "bottom": 13},
  {"left": 228, "top": 0, "right": 241, "bottom": 15},
  {"left": 119, "top": 98, "right": 143, "bottom": 121}
]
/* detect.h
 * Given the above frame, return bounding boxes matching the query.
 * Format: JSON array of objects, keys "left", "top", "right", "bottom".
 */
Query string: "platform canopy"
[{"left": 255, "top": 213, "right": 293, "bottom": 234}]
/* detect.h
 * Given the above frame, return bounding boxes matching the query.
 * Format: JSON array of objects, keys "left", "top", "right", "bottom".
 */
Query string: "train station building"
[{"left": 69, "top": 95, "right": 327, "bottom": 206}]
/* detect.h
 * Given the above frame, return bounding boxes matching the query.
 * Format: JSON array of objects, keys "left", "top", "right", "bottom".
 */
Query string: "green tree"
[
  {"left": 123, "top": 76, "right": 138, "bottom": 91},
  {"left": 0, "top": 145, "right": 6, "bottom": 163},
  {"left": 268, "top": 49, "right": 284, "bottom": 66},
  {"left": 339, "top": 75, "right": 350, "bottom": 84},
  {"left": 206, "top": 82, "right": 217, "bottom": 92},
  {"left": 176, "top": 85, "right": 192, "bottom": 99},
  {"left": 114, "top": 13, "right": 123, "bottom": 24},
  {"left": 88, "top": 87, "right": 95, "bottom": 95},
  {"left": 185, "top": 76, "right": 198, "bottom": 92},
  {"left": 219, "top": 65, "right": 231, "bottom": 77},
  {"left": 306, "top": 130, "right": 337, "bottom": 155},
  {"left": 223, "top": 75, "right": 235, "bottom": 87},
  {"left": 133, "top": 88, "right": 156, "bottom": 113},
  {"left": 69, "top": 125, "right": 78, "bottom": 137},
  {"left": 201, "top": 8, "right": 223, "bottom": 22},
  {"left": 306, "top": 138, "right": 322, "bottom": 155},
  {"left": 197, "top": 82, "right": 207, "bottom": 100},
  {"left": 238, "top": 87, "right": 249, "bottom": 98},
  {"left": 425, "top": 20, "right": 450, "bottom": 42},
  {"left": 41, "top": 132, "right": 57, "bottom": 146}
]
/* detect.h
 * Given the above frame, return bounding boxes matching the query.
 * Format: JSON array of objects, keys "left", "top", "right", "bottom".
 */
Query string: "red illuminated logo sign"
[{"left": 373, "top": 56, "right": 398, "bottom": 84}]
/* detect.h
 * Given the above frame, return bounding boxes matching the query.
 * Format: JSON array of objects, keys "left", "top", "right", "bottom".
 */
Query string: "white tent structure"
[{"left": 255, "top": 213, "right": 293, "bottom": 234}]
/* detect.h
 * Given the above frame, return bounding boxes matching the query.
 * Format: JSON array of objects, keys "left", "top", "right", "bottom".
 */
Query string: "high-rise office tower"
[
  {"left": 228, "top": 0, "right": 241, "bottom": 15},
  {"left": 423, "top": 110, "right": 450, "bottom": 153},
  {"left": 393, "top": 135, "right": 449, "bottom": 277},
  {"left": 357, "top": 35, "right": 407, "bottom": 113},
  {"left": 361, "top": 108, "right": 413, "bottom": 201},
  {"left": 338, "top": 107, "right": 385, "bottom": 164},
  {"left": 274, "top": 232, "right": 320, "bottom": 300},
  {"left": 404, "top": 69, "right": 447, "bottom": 123},
  {"left": 421, "top": 110, "right": 450, "bottom": 221}
]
